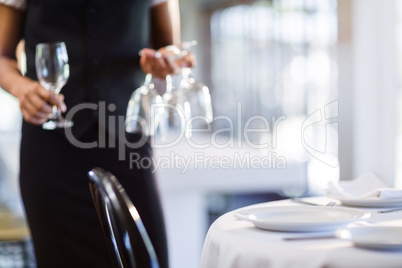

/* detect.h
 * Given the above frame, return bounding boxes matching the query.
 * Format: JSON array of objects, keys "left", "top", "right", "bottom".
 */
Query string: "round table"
[{"left": 199, "top": 197, "right": 402, "bottom": 268}]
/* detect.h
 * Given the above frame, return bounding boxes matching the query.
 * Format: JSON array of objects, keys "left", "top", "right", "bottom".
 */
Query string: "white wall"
[{"left": 339, "top": 0, "right": 398, "bottom": 185}]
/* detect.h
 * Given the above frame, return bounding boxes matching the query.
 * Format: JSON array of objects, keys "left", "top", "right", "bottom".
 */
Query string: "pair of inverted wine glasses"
[{"left": 126, "top": 41, "right": 213, "bottom": 137}]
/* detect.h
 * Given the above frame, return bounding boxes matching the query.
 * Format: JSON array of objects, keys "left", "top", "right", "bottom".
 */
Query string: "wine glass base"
[{"left": 42, "top": 119, "right": 74, "bottom": 130}]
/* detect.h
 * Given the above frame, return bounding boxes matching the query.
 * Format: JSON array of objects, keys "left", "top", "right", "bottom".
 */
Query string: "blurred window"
[{"left": 208, "top": 0, "right": 339, "bottom": 192}]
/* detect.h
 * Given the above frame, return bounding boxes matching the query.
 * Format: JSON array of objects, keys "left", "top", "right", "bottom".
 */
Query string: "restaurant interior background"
[{"left": 0, "top": 0, "right": 400, "bottom": 267}]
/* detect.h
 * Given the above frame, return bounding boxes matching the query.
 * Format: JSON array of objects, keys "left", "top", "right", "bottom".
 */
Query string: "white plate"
[
  {"left": 337, "top": 227, "right": 402, "bottom": 250},
  {"left": 233, "top": 206, "right": 370, "bottom": 232},
  {"left": 328, "top": 196, "right": 402, "bottom": 208}
]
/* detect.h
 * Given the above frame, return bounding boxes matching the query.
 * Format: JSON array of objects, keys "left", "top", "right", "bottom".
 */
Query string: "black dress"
[{"left": 19, "top": 0, "right": 169, "bottom": 267}]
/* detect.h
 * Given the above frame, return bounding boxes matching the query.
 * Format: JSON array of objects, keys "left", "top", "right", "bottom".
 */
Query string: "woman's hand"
[
  {"left": 139, "top": 46, "right": 196, "bottom": 79},
  {"left": 15, "top": 78, "right": 66, "bottom": 125},
  {"left": 0, "top": 5, "right": 67, "bottom": 126}
]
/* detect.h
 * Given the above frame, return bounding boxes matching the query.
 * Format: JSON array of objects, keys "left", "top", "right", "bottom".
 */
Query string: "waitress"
[{"left": 0, "top": 0, "right": 194, "bottom": 267}]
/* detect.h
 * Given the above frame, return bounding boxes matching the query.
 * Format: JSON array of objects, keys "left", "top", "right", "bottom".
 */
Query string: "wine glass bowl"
[
  {"left": 166, "top": 41, "right": 213, "bottom": 124},
  {"left": 126, "top": 74, "right": 163, "bottom": 136},
  {"left": 159, "top": 75, "right": 192, "bottom": 140},
  {"left": 35, "top": 41, "right": 73, "bottom": 129},
  {"left": 179, "top": 68, "right": 213, "bottom": 124}
]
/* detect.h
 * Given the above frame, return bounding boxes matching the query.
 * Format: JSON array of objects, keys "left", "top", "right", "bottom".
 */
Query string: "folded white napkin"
[{"left": 326, "top": 173, "right": 402, "bottom": 200}]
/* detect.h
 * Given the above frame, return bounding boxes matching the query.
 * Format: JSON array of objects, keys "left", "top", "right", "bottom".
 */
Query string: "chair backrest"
[{"left": 88, "top": 167, "right": 160, "bottom": 268}]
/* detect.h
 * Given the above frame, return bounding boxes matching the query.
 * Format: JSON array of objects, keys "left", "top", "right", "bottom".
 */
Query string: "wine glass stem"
[
  {"left": 182, "top": 67, "right": 191, "bottom": 79},
  {"left": 50, "top": 105, "right": 61, "bottom": 120}
]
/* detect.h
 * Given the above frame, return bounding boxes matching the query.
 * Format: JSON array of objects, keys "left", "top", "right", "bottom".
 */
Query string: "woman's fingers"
[
  {"left": 139, "top": 48, "right": 154, "bottom": 74},
  {"left": 180, "top": 52, "right": 197, "bottom": 68},
  {"left": 163, "top": 53, "right": 180, "bottom": 75},
  {"left": 139, "top": 47, "right": 196, "bottom": 79},
  {"left": 19, "top": 85, "right": 49, "bottom": 123},
  {"left": 140, "top": 48, "right": 171, "bottom": 78},
  {"left": 48, "top": 93, "right": 66, "bottom": 113},
  {"left": 21, "top": 110, "right": 49, "bottom": 125},
  {"left": 18, "top": 81, "right": 67, "bottom": 125}
]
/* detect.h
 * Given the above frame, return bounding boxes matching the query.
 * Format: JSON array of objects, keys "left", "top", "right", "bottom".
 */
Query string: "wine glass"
[
  {"left": 179, "top": 67, "right": 213, "bottom": 124},
  {"left": 126, "top": 74, "right": 163, "bottom": 136},
  {"left": 168, "top": 41, "right": 213, "bottom": 123},
  {"left": 159, "top": 75, "right": 192, "bottom": 141},
  {"left": 35, "top": 41, "right": 73, "bottom": 129}
]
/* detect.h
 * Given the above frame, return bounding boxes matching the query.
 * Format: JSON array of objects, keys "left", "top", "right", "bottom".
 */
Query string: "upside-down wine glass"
[
  {"left": 35, "top": 41, "right": 73, "bottom": 129},
  {"left": 168, "top": 41, "right": 213, "bottom": 124},
  {"left": 125, "top": 74, "right": 163, "bottom": 136},
  {"left": 158, "top": 41, "right": 213, "bottom": 141},
  {"left": 159, "top": 74, "right": 192, "bottom": 141}
]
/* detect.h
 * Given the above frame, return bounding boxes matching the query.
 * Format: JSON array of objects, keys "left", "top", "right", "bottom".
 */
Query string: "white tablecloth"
[{"left": 199, "top": 197, "right": 402, "bottom": 268}]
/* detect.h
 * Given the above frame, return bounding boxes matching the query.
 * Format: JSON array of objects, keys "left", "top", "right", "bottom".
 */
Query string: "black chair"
[{"left": 88, "top": 167, "right": 160, "bottom": 268}]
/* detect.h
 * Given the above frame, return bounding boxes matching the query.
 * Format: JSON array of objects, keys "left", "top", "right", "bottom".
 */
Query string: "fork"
[
  {"left": 325, "top": 201, "right": 337, "bottom": 206},
  {"left": 291, "top": 198, "right": 336, "bottom": 207},
  {"left": 377, "top": 208, "right": 402, "bottom": 214}
]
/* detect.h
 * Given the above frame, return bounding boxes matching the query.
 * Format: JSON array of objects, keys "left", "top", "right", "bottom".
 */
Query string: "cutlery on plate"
[
  {"left": 291, "top": 198, "right": 337, "bottom": 207},
  {"left": 377, "top": 208, "right": 402, "bottom": 214}
]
